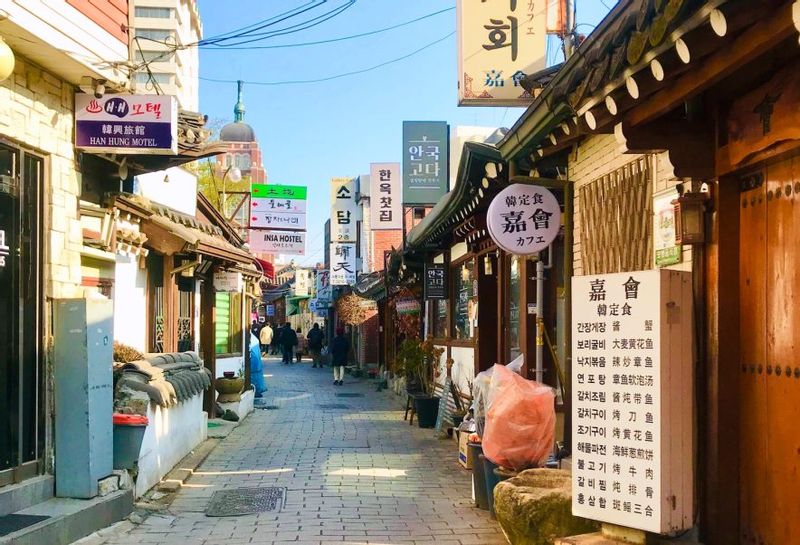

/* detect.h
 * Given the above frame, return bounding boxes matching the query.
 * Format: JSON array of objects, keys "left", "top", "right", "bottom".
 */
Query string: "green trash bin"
[{"left": 113, "top": 413, "right": 148, "bottom": 470}]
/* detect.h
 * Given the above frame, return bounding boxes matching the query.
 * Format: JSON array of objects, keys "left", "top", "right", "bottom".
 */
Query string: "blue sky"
[{"left": 197, "top": 1, "right": 611, "bottom": 266}]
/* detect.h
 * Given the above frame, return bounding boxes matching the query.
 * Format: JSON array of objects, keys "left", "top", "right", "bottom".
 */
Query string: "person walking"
[
  {"left": 259, "top": 322, "right": 273, "bottom": 357},
  {"left": 269, "top": 323, "right": 280, "bottom": 355},
  {"left": 330, "top": 326, "right": 349, "bottom": 386},
  {"left": 279, "top": 322, "right": 298, "bottom": 365},
  {"left": 307, "top": 323, "right": 325, "bottom": 368},
  {"left": 294, "top": 327, "right": 305, "bottom": 363}
]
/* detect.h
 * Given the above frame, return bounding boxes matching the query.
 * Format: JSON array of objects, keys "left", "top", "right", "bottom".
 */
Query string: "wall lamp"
[
  {"left": 673, "top": 183, "right": 711, "bottom": 245},
  {"left": 0, "top": 37, "right": 14, "bottom": 82}
]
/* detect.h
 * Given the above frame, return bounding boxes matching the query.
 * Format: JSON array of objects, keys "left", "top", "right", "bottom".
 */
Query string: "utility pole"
[{"left": 563, "top": 0, "right": 577, "bottom": 60}]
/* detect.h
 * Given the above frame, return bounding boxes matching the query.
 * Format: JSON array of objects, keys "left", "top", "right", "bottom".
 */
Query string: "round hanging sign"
[{"left": 486, "top": 184, "right": 561, "bottom": 256}]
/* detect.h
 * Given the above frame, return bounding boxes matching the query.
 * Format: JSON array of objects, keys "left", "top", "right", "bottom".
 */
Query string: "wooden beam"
[
  {"left": 201, "top": 278, "right": 217, "bottom": 415},
  {"left": 163, "top": 254, "right": 176, "bottom": 352},
  {"left": 628, "top": 3, "right": 797, "bottom": 127}
]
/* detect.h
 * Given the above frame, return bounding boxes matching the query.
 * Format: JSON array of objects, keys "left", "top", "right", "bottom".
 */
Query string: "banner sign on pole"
[
  {"left": 249, "top": 210, "right": 306, "bottom": 229},
  {"left": 329, "top": 242, "right": 356, "bottom": 285},
  {"left": 75, "top": 94, "right": 178, "bottom": 154},
  {"left": 251, "top": 184, "right": 307, "bottom": 200},
  {"left": 330, "top": 178, "right": 359, "bottom": 242},
  {"left": 369, "top": 163, "right": 402, "bottom": 230},
  {"left": 251, "top": 198, "right": 307, "bottom": 214},
  {"left": 402, "top": 121, "right": 449, "bottom": 205},
  {"left": 486, "top": 184, "right": 561, "bottom": 256},
  {"left": 424, "top": 263, "right": 448, "bottom": 300},
  {"left": 456, "top": 0, "right": 546, "bottom": 106}
]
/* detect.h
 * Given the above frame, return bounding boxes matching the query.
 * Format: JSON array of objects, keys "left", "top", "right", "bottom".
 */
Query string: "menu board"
[{"left": 571, "top": 269, "right": 694, "bottom": 534}]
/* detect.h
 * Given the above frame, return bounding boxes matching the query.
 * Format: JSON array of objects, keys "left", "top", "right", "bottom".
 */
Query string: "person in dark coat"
[
  {"left": 279, "top": 322, "right": 298, "bottom": 365},
  {"left": 307, "top": 323, "right": 325, "bottom": 368},
  {"left": 329, "top": 326, "right": 349, "bottom": 386}
]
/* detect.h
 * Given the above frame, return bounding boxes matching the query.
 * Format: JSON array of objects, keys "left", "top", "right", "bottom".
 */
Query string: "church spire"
[{"left": 234, "top": 80, "right": 245, "bottom": 122}]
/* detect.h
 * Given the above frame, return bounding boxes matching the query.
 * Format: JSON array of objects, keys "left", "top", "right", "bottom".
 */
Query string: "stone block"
[
  {"left": 494, "top": 469, "right": 599, "bottom": 545},
  {"left": 98, "top": 475, "right": 120, "bottom": 497}
]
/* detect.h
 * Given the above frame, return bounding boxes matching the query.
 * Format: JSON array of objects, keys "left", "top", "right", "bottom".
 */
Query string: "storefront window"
[
  {"left": 215, "top": 292, "right": 243, "bottom": 355},
  {"left": 453, "top": 259, "right": 476, "bottom": 340},
  {"left": 508, "top": 256, "right": 522, "bottom": 361},
  {"left": 432, "top": 299, "right": 449, "bottom": 339}
]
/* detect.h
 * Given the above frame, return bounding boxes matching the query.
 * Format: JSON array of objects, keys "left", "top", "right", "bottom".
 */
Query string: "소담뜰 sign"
[{"left": 571, "top": 270, "right": 694, "bottom": 534}]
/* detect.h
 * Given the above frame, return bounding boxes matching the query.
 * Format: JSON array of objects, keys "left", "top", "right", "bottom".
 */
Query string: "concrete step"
[
  {"left": 0, "top": 489, "right": 132, "bottom": 545},
  {"left": 0, "top": 476, "right": 54, "bottom": 518}
]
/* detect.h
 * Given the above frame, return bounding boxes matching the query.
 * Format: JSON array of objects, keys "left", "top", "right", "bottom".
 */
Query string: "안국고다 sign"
[
  {"left": 75, "top": 94, "right": 177, "bottom": 154},
  {"left": 248, "top": 230, "right": 305, "bottom": 255}
]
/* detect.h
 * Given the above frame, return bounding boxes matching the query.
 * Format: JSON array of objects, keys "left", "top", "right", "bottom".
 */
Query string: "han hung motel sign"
[{"left": 75, "top": 94, "right": 178, "bottom": 154}]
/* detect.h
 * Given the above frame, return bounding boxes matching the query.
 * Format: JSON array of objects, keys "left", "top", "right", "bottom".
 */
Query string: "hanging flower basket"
[{"left": 336, "top": 293, "right": 377, "bottom": 326}]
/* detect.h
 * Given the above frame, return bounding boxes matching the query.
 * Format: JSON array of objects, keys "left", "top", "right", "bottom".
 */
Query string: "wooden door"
[{"left": 738, "top": 155, "right": 800, "bottom": 545}]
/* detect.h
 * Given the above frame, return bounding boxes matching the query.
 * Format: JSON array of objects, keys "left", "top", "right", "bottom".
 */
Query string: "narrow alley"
[{"left": 92, "top": 359, "right": 506, "bottom": 545}]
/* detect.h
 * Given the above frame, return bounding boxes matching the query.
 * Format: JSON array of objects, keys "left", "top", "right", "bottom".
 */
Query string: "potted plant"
[{"left": 396, "top": 336, "right": 444, "bottom": 428}]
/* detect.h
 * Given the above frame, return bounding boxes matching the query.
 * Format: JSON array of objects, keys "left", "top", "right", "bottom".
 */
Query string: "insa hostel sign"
[{"left": 75, "top": 94, "right": 178, "bottom": 154}]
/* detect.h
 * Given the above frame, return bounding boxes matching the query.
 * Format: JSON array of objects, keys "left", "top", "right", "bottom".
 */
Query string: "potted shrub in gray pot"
[{"left": 397, "top": 336, "right": 444, "bottom": 428}]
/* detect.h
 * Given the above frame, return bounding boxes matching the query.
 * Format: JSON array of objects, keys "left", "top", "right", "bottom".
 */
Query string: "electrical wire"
[
  {"left": 198, "top": 1, "right": 327, "bottom": 46},
  {"left": 200, "top": 31, "right": 454, "bottom": 86},
  {"left": 204, "top": 1, "right": 356, "bottom": 48},
  {"left": 200, "top": 6, "right": 455, "bottom": 51}
]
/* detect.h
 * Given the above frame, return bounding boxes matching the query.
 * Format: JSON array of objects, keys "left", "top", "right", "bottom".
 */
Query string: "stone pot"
[
  {"left": 215, "top": 376, "right": 244, "bottom": 403},
  {"left": 493, "top": 468, "right": 599, "bottom": 545},
  {"left": 413, "top": 395, "right": 440, "bottom": 428}
]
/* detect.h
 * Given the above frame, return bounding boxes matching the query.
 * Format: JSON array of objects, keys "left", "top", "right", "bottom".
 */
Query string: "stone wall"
[
  {"left": 0, "top": 55, "right": 83, "bottom": 299},
  {"left": 569, "top": 134, "right": 692, "bottom": 276}
]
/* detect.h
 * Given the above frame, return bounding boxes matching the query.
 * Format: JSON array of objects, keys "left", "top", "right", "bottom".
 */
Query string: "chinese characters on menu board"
[{"left": 572, "top": 270, "right": 694, "bottom": 534}]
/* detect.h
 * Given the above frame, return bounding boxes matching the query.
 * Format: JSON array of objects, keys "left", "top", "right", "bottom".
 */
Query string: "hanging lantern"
[
  {"left": 0, "top": 37, "right": 15, "bottom": 82},
  {"left": 673, "top": 187, "right": 710, "bottom": 245}
]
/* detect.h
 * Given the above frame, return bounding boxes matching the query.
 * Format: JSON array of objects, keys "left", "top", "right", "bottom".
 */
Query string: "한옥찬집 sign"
[
  {"left": 571, "top": 270, "right": 694, "bottom": 533},
  {"left": 402, "top": 121, "right": 448, "bottom": 205},
  {"left": 487, "top": 184, "right": 561, "bottom": 255},
  {"left": 457, "top": 0, "right": 547, "bottom": 106},
  {"left": 424, "top": 263, "right": 448, "bottom": 300},
  {"left": 369, "top": 163, "right": 402, "bottom": 230},
  {"left": 75, "top": 94, "right": 177, "bottom": 154}
]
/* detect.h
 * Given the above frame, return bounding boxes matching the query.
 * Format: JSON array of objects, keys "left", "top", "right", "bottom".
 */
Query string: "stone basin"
[{"left": 494, "top": 468, "right": 599, "bottom": 545}]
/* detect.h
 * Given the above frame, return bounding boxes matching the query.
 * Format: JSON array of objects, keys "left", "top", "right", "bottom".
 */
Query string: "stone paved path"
[{"left": 97, "top": 357, "right": 507, "bottom": 545}]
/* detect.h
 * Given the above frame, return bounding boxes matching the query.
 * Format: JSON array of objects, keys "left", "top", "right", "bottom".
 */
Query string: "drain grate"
[
  {"left": 335, "top": 393, "right": 364, "bottom": 398},
  {"left": 317, "top": 403, "right": 351, "bottom": 410},
  {"left": 205, "top": 486, "right": 286, "bottom": 517},
  {"left": 0, "top": 514, "right": 50, "bottom": 537}
]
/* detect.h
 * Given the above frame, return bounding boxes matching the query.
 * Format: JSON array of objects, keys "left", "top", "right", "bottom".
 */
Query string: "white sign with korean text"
[
  {"left": 369, "top": 163, "right": 402, "bottom": 230},
  {"left": 295, "top": 269, "right": 310, "bottom": 297},
  {"left": 457, "top": 0, "right": 547, "bottom": 106},
  {"left": 250, "top": 210, "right": 307, "bottom": 230},
  {"left": 252, "top": 198, "right": 307, "bottom": 214},
  {"left": 214, "top": 270, "right": 243, "bottom": 293},
  {"left": 487, "top": 184, "right": 560, "bottom": 255},
  {"left": 571, "top": 270, "right": 694, "bottom": 534},
  {"left": 329, "top": 242, "right": 357, "bottom": 286},
  {"left": 248, "top": 230, "right": 305, "bottom": 255},
  {"left": 330, "top": 178, "right": 359, "bottom": 242},
  {"left": 653, "top": 191, "right": 682, "bottom": 267}
]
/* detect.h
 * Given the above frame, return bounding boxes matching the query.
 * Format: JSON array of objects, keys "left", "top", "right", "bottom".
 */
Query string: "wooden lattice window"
[{"left": 579, "top": 156, "right": 653, "bottom": 274}]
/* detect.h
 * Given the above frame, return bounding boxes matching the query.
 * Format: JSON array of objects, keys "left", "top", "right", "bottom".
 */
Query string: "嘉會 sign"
[
  {"left": 403, "top": 121, "right": 448, "bottom": 205},
  {"left": 330, "top": 242, "right": 356, "bottom": 285},
  {"left": 571, "top": 270, "right": 694, "bottom": 533},
  {"left": 330, "top": 178, "right": 359, "bottom": 242},
  {"left": 424, "top": 263, "right": 448, "bottom": 300},
  {"left": 249, "top": 230, "right": 305, "bottom": 255},
  {"left": 653, "top": 191, "right": 682, "bottom": 267},
  {"left": 487, "top": 184, "right": 560, "bottom": 255},
  {"left": 214, "top": 270, "right": 243, "bottom": 293},
  {"left": 370, "top": 163, "right": 402, "bottom": 230},
  {"left": 457, "top": 0, "right": 546, "bottom": 106},
  {"left": 75, "top": 94, "right": 177, "bottom": 154}
]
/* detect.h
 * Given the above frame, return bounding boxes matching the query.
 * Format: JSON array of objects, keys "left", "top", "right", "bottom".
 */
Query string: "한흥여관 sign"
[
  {"left": 457, "top": 0, "right": 547, "bottom": 106},
  {"left": 329, "top": 242, "right": 356, "bottom": 285},
  {"left": 330, "top": 178, "right": 360, "bottom": 242},
  {"left": 571, "top": 269, "right": 694, "bottom": 534},
  {"left": 370, "top": 163, "right": 402, "bottom": 230},
  {"left": 75, "top": 94, "right": 178, "bottom": 154},
  {"left": 424, "top": 263, "right": 448, "bottom": 300},
  {"left": 403, "top": 121, "right": 449, "bottom": 205},
  {"left": 249, "top": 230, "right": 306, "bottom": 255},
  {"left": 487, "top": 184, "right": 561, "bottom": 255}
]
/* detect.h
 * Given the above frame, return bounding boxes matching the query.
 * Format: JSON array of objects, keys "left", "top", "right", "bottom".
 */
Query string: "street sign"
[
  {"left": 250, "top": 210, "right": 306, "bottom": 230},
  {"left": 251, "top": 184, "right": 307, "bottom": 200},
  {"left": 251, "top": 198, "right": 307, "bottom": 214}
]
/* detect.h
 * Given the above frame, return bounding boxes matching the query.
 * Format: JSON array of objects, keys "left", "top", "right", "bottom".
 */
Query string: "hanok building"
[{"left": 497, "top": 1, "right": 800, "bottom": 544}]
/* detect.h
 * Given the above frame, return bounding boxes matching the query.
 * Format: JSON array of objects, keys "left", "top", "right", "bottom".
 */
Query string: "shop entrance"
[
  {"left": 0, "top": 143, "right": 44, "bottom": 486},
  {"left": 738, "top": 154, "right": 800, "bottom": 545}
]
